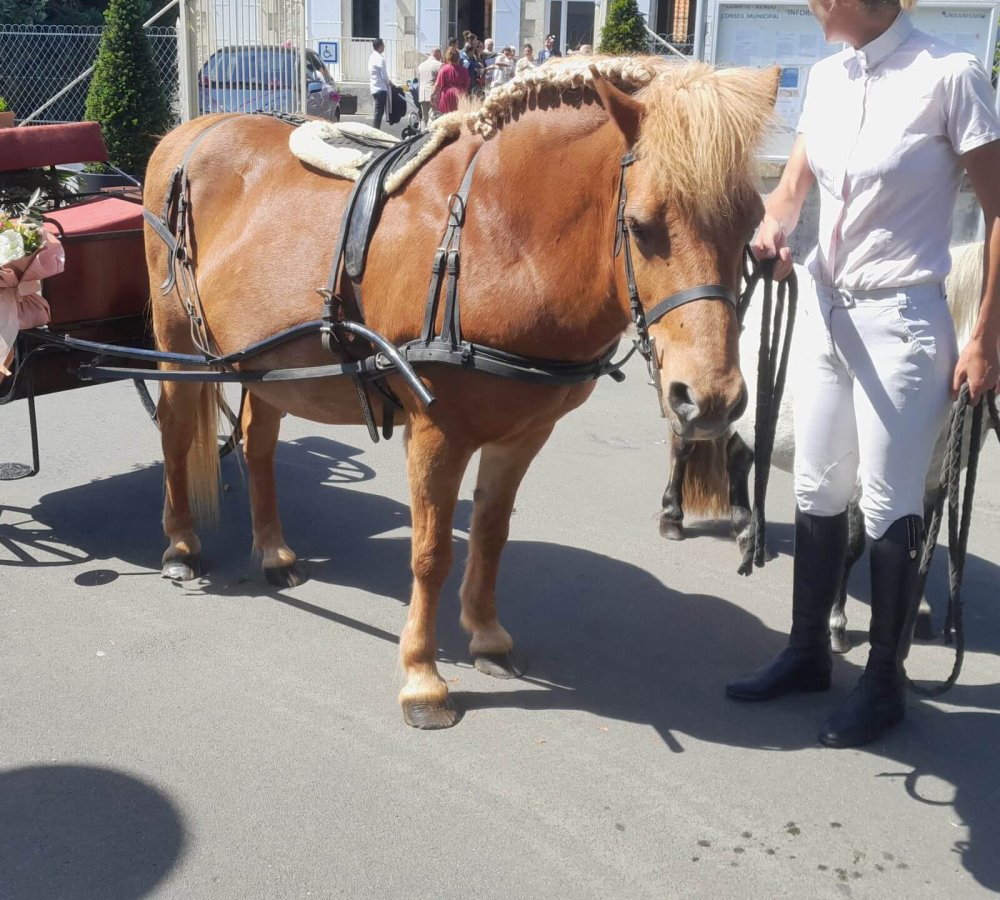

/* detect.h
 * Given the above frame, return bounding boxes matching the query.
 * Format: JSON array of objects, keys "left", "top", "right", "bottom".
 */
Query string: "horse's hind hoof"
[
  {"left": 162, "top": 554, "right": 201, "bottom": 581},
  {"left": 264, "top": 562, "right": 305, "bottom": 589},
  {"left": 474, "top": 651, "right": 526, "bottom": 680},
  {"left": 830, "top": 629, "right": 852, "bottom": 654},
  {"left": 659, "top": 517, "right": 685, "bottom": 541},
  {"left": 913, "top": 611, "right": 935, "bottom": 641},
  {"left": 402, "top": 697, "right": 462, "bottom": 730}
]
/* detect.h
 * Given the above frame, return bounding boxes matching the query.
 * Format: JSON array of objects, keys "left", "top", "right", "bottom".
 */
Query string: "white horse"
[{"left": 660, "top": 242, "right": 984, "bottom": 651}]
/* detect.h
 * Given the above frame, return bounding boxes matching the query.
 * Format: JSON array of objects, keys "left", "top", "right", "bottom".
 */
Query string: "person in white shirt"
[
  {"left": 416, "top": 47, "right": 442, "bottom": 126},
  {"left": 727, "top": 0, "right": 1000, "bottom": 748},
  {"left": 489, "top": 45, "right": 516, "bottom": 88},
  {"left": 368, "top": 38, "right": 391, "bottom": 130}
]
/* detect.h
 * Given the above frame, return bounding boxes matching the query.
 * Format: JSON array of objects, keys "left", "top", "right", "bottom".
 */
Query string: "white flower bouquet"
[{"left": 0, "top": 190, "right": 64, "bottom": 377}]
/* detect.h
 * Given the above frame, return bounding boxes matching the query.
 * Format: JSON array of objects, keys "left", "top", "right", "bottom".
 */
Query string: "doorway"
[{"left": 448, "top": 0, "right": 490, "bottom": 43}]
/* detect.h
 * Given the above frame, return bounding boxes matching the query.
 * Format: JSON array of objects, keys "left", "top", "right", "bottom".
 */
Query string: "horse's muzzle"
[{"left": 666, "top": 378, "right": 747, "bottom": 440}]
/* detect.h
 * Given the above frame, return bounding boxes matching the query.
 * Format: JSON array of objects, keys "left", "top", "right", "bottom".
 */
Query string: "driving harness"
[{"left": 139, "top": 113, "right": 743, "bottom": 442}]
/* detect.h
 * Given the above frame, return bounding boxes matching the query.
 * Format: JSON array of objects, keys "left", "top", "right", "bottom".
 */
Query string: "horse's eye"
[{"left": 627, "top": 218, "right": 649, "bottom": 241}]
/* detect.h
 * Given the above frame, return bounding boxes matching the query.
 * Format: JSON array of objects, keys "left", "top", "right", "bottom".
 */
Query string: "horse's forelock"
[{"left": 634, "top": 64, "right": 776, "bottom": 224}]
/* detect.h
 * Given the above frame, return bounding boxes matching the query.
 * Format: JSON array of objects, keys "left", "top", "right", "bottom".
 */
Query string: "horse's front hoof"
[
  {"left": 162, "top": 554, "right": 201, "bottom": 581},
  {"left": 659, "top": 516, "right": 685, "bottom": 541},
  {"left": 264, "top": 562, "right": 305, "bottom": 588},
  {"left": 830, "top": 628, "right": 852, "bottom": 654},
  {"left": 913, "top": 610, "right": 935, "bottom": 641},
  {"left": 474, "top": 651, "right": 526, "bottom": 680},
  {"left": 402, "top": 697, "right": 462, "bottom": 730}
]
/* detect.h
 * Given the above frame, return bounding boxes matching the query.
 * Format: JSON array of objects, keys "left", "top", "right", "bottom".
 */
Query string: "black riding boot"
[
  {"left": 726, "top": 508, "right": 848, "bottom": 701},
  {"left": 819, "top": 515, "right": 922, "bottom": 748}
]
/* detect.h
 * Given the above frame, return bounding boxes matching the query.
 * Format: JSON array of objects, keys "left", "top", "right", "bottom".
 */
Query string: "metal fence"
[
  {"left": 177, "top": 0, "right": 307, "bottom": 121},
  {"left": 0, "top": 24, "right": 179, "bottom": 125}
]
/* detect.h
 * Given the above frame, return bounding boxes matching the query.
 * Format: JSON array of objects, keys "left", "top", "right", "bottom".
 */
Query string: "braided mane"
[{"left": 453, "top": 55, "right": 777, "bottom": 221}]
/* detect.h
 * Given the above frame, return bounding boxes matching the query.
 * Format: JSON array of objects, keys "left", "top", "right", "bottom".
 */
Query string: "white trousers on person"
[{"left": 792, "top": 278, "right": 958, "bottom": 540}]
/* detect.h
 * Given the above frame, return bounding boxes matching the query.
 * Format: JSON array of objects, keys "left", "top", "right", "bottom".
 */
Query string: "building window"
[
  {"left": 547, "top": 1, "right": 595, "bottom": 53},
  {"left": 352, "top": 0, "right": 378, "bottom": 38}
]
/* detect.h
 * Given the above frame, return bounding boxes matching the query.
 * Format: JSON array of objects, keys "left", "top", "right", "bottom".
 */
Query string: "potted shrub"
[{"left": 0, "top": 98, "right": 14, "bottom": 129}]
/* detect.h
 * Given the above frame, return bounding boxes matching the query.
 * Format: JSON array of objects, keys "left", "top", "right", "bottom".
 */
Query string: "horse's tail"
[
  {"left": 946, "top": 240, "right": 984, "bottom": 344},
  {"left": 187, "top": 383, "right": 223, "bottom": 524},
  {"left": 680, "top": 435, "right": 730, "bottom": 518}
]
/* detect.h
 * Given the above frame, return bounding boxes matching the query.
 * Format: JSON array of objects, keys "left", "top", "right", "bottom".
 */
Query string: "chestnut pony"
[{"left": 144, "top": 58, "right": 779, "bottom": 728}]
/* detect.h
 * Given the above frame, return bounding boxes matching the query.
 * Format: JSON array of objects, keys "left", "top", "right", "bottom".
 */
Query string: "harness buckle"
[{"left": 446, "top": 192, "right": 466, "bottom": 226}]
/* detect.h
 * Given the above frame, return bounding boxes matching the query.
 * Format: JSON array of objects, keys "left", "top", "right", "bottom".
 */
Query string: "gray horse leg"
[
  {"left": 726, "top": 432, "right": 754, "bottom": 554},
  {"left": 660, "top": 432, "right": 695, "bottom": 541},
  {"left": 830, "top": 495, "right": 866, "bottom": 654},
  {"left": 829, "top": 489, "right": 938, "bottom": 652},
  {"left": 912, "top": 488, "right": 942, "bottom": 641}
]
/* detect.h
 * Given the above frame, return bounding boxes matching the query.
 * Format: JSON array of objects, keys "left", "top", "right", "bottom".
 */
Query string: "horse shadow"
[
  {"left": 0, "top": 764, "right": 184, "bottom": 898},
  {"left": 7, "top": 435, "right": 1000, "bottom": 892}
]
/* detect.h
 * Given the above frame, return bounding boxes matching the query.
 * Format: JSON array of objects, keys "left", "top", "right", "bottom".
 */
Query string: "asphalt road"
[{"left": 1, "top": 356, "right": 998, "bottom": 898}]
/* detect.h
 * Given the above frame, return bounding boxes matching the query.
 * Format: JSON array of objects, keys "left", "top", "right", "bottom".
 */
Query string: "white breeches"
[{"left": 792, "top": 278, "right": 958, "bottom": 540}]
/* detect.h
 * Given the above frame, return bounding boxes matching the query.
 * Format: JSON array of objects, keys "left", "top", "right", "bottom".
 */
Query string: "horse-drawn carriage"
[
  {"left": 0, "top": 122, "right": 155, "bottom": 477},
  {"left": 0, "top": 120, "right": 250, "bottom": 479}
]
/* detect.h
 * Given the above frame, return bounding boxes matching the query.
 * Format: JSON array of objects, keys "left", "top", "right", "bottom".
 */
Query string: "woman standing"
[
  {"left": 431, "top": 46, "right": 471, "bottom": 115},
  {"left": 728, "top": 0, "right": 1000, "bottom": 747},
  {"left": 516, "top": 43, "right": 535, "bottom": 75}
]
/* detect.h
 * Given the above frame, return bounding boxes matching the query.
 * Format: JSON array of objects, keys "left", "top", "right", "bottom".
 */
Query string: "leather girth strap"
[{"left": 320, "top": 132, "right": 433, "bottom": 441}]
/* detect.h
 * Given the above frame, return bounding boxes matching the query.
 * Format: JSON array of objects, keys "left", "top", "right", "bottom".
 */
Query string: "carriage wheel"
[{"left": 133, "top": 379, "right": 246, "bottom": 459}]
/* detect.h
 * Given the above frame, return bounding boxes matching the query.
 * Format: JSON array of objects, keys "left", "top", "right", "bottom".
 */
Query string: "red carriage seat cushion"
[
  {"left": 0, "top": 122, "right": 109, "bottom": 171},
  {"left": 44, "top": 196, "right": 144, "bottom": 236}
]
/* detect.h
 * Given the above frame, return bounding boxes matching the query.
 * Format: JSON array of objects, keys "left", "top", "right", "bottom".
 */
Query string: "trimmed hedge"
[
  {"left": 599, "top": 0, "right": 649, "bottom": 56},
  {"left": 84, "top": 0, "right": 171, "bottom": 176}
]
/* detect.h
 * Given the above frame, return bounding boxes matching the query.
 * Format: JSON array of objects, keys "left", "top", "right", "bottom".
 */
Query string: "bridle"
[{"left": 614, "top": 151, "right": 740, "bottom": 413}]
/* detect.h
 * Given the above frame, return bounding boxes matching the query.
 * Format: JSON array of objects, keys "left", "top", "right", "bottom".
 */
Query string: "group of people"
[
  {"left": 413, "top": 32, "right": 574, "bottom": 123},
  {"left": 372, "top": 32, "right": 591, "bottom": 128}
]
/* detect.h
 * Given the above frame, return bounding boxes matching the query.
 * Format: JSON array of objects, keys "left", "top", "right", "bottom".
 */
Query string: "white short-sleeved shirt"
[{"left": 798, "top": 12, "right": 1000, "bottom": 290}]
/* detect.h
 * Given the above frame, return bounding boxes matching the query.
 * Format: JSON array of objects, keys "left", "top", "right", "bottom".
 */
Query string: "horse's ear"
[
  {"left": 589, "top": 65, "right": 644, "bottom": 146},
  {"left": 759, "top": 65, "right": 782, "bottom": 108}
]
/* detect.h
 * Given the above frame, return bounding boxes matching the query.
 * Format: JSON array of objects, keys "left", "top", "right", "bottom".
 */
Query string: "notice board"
[{"left": 705, "top": 0, "right": 1000, "bottom": 159}]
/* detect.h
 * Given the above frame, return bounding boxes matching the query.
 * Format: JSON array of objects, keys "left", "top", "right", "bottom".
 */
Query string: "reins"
[
  {"left": 736, "top": 250, "right": 798, "bottom": 576},
  {"left": 903, "top": 384, "right": 1000, "bottom": 697}
]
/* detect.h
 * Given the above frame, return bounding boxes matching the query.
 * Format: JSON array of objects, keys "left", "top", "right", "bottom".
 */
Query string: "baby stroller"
[
  {"left": 386, "top": 80, "right": 423, "bottom": 138},
  {"left": 402, "top": 78, "right": 422, "bottom": 137}
]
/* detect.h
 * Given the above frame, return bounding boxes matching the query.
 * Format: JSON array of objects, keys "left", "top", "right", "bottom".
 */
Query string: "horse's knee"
[{"left": 412, "top": 540, "right": 453, "bottom": 586}]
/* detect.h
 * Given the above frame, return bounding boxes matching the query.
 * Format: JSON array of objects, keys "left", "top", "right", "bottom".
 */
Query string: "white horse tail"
[{"left": 945, "top": 241, "right": 984, "bottom": 345}]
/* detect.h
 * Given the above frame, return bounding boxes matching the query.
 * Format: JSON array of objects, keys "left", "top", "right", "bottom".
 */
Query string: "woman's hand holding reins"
[
  {"left": 751, "top": 215, "right": 795, "bottom": 281},
  {"left": 953, "top": 334, "right": 1000, "bottom": 404}
]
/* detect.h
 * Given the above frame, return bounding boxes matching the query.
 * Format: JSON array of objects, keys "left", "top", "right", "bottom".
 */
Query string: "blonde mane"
[{"left": 460, "top": 55, "right": 777, "bottom": 221}]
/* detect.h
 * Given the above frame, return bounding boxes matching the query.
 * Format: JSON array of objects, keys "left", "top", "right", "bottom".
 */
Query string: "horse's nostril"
[
  {"left": 668, "top": 381, "right": 700, "bottom": 423},
  {"left": 728, "top": 384, "right": 749, "bottom": 423}
]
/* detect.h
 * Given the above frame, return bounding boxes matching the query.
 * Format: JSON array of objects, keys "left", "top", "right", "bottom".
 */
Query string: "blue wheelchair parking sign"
[{"left": 318, "top": 41, "right": 338, "bottom": 65}]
